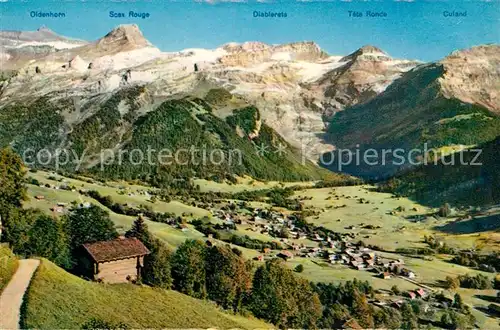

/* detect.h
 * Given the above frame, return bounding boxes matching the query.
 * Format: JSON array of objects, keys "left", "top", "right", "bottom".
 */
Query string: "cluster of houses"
[
  {"left": 320, "top": 244, "right": 417, "bottom": 280},
  {"left": 209, "top": 205, "right": 421, "bottom": 281},
  {"left": 34, "top": 195, "right": 68, "bottom": 213},
  {"left": 34, "top": 194, "right": 91, "bottom": 214},
  {"left": 374, "top": 288, "right": 429, "bottom": 310}
]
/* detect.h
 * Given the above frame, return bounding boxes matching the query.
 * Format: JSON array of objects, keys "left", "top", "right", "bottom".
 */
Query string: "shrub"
[
  {"left": 457, "top": 273, "right": 493, "bottom": 289},
  {"left": 81, "top": 317, "right": 128, "bottom": 329},
  {"left": 445, "top": 276, "right": 460, "bottom": 290},
  {"left": 295, "top": 264, "right": 304, "bottom": 273},
  {"left": 391, "top": 285, "right": 401, "bottom": 295}
]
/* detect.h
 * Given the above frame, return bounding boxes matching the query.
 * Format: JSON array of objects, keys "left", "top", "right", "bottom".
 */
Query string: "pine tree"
[
  {"left": 125, "top": 215, "right": 152, "bottom": 246},
  {"left": 453, "top": 293, "right": 464, "bottom": 310}
]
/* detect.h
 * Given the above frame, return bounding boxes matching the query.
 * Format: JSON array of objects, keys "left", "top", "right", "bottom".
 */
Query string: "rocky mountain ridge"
[{"left": 0, "top": 25, "right": 498, "bottom": 171}]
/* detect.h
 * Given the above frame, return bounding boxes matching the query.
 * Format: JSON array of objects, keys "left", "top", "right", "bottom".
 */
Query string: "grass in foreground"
[
  {"left": 0, "top": 245, "right": 18, "bottom": 293},
  {"left": 22, "top": 260, "right": 271, "bottom": 329}
]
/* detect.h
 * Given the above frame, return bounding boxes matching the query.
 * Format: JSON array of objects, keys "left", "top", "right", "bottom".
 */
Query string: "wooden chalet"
[
  {"left": 81, "top": 237, "right": 150, "bottom": 283},
  {"left": 277, "top": 250, "right": 294, "bottom": 261}
]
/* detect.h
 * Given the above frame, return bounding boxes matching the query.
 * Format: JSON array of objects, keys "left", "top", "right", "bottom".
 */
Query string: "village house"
[
  {"left": 392, "top": 300, "right": 404, "bottom": 309},
  {"left": 50, "top": 205, "right": 64, "bottom": 213},
  {"left": 415, "top": 288, "right": 427, "bottom": 298},
  {"left": 80, "top": 237, "right": 150, "bottom": 283},
  {"left": 378, "top": 272, "right": 391, "bottom": 279},
  {"left": 401, "top": 268, "right": 416, "bottom": 279},
  {"left": 277, "top": 250, "right": 294, "bottom": 261},
  {"left": 254, "top": 255, "right": 265, "bottom": 262}
]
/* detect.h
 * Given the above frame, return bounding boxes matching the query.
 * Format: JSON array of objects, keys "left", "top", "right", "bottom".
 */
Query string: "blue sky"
[{"left": 0, "top": 0, "right": 499, "bottom": 61}]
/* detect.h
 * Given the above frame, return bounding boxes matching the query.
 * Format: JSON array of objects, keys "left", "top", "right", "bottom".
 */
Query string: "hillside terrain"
[
  {"left": 22, "top": 259, "right": 271, "bottom": 329},
  {"left": 20, "top": 170, "right": 500, "bottom": 329},
  {"left": 382, "top": 136, "right": 500, "bottom": 207}
]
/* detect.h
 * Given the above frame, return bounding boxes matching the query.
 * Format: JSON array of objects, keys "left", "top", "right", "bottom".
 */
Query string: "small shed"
[{"left": 81, "top": 238, "right": 150, "bottom": 283}]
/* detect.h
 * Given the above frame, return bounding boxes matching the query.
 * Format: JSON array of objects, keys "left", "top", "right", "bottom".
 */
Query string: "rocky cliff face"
[
  {"left": 439, "top": 45, "right": 500, "bottom": 114},
  {"left": 0, "top": 25, "right": 498, "bottom": 168},
  {"left": 323, "top": 44, "right": 500, "bottom": 178},
  {"left": 306, "top": 45, "right": 420, "bottom": 118},
  {"left": 95, "top": 24, "right": 153, "bottom": 53},
  {"left": 218, "top": 41, "right": 327, "bottom": 67},
  {"left": 0, "top": 26, "right": 88, "bottom": 70}
]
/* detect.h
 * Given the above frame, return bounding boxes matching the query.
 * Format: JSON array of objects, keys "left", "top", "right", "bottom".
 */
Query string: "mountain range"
[{"left": 0, "top": 24, "right": 498, "bottom": 196}]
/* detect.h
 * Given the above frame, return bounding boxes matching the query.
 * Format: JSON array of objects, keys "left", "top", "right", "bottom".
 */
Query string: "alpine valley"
[{"left": 1, "top": 24, "right": 500, "bottom": 330}]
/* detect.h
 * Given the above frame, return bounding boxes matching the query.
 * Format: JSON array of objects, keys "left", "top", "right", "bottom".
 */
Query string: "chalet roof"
[
  {"left": 415, "top": 288, "right": 426, "bottom": 296},
  {"left": 83, "top": 238, "right": 150, "bottom": 263},
  {"left": 278, "top": 250, "right": 294, "bottom": 258}
]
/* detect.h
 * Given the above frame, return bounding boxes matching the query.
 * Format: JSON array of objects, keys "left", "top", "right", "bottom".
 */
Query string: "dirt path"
[
  {"left": 397, "top": 275, "right": 436, "bottom": 292},
  {"left": 0, "top": 259, "right": 40, "bottom": 330}
]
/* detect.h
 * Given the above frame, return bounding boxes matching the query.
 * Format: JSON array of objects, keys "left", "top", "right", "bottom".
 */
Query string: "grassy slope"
[
  {"left": 22, "top": 260, "right": 271, "bottom": 329},
  {"left": 0, "top": 245, "right": 18, "bottom": 293},
  {"left": 25, "top": 171, "right": 261, "bottom": 258},
  {"left": 297, "top": 185, "right": 499, "bottom": 252},
  {"left": 387, "top": 137, "right": 500, "bottom": 207}
]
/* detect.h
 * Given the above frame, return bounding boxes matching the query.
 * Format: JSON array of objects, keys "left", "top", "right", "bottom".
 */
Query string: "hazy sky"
[{"left": 1, "top": 0, "right": 499, "bottom": 61}]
